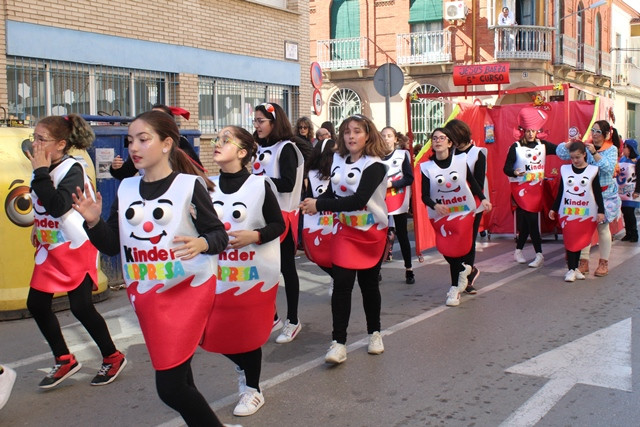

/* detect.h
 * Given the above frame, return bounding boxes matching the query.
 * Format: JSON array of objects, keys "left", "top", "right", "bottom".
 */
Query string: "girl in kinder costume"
[
  {"left": 503, "top": 107, "right": 557, "bottom": 268},
  {"left": 202, "top": 126, "right": 285, "bottom": 417},
  {"left": 72, "top": 111, "right": 232, "bottom": 427},
  {"left": 617, "top": 139, "right": 640, "bottom": 242},
  {"left": 300, "top": 114, "right": 389, "bottom": 365},
  {"left": 26, "top": 114, "right": 126, "bottom": 389},
  {"left": 380, "top": 126, "right": 415, "bottom": 284},
  {"left": 555, "top": 120, "right": 621, "bottom": 276},
  {"left": 420, "top": 128, "right": 492, "bottom": 307},
  {"left": 445, "top": 119, "right": 488, "bottom": 294},
  {"left": 302, "top": 137, "right": 336, "bottom": 294},
  {"left": 252, "top": 102, "right": 304, "bottom": 343},
  {"left": 549, "top": 141, "right": 605, "bottom": 282}
]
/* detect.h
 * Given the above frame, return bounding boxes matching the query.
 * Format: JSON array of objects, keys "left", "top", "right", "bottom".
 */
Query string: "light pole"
[{"left": 555, "top": 0, "right": 607, "bottom": 64}]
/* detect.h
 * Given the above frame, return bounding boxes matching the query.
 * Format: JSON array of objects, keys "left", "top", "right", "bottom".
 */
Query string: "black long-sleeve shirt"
[
  {"left": 454, "top": 146, "right": 487, "bottom": 188},
  {"left": 217, "top": 168, "right": 285, "bottom": 244},
  {"left": 85, "top": 172, "right": 228, "bottom": 256},
  {"left": 551, "top": 165, "right": 605, "bottom": 214},
  {"left": 256, "top": 138, "right": 298, "bottom": 194},
  {"left": 31, "top": 156, "right": 83, "bottom": 218},
  {"left": 315, "top": 161, "right": 387, "bottom": 213},
  {"left": 421, "top": 155, "right": 486, "bottom": 209},
  {"left": 503, "top": 140, "right": 557, "bottom": 177},
  {"left": 383, "top": 150, "right": 414, "bottom": 189}
]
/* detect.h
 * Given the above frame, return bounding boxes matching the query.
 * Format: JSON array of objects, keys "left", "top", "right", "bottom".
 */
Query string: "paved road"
[{"left": 1, "top": 233, "right": 639, "bottom": 426}]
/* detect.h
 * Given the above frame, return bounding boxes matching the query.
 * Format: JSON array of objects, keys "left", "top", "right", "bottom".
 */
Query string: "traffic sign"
[
  {"left": 373, "top": 63, "right": 404, "bottom": 97},
  {"left": 313, "top": 89, "right": 322, "bottom": 115},
  {"left": 310, "top": 62, "right": 323, "bottom": 89}
]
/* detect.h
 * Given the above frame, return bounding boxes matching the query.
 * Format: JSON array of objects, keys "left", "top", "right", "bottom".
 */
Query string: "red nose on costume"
[
  {"left": 340, "top": 185, "right": 347, "bottom": 192},
  {"left": 224, "top": 222, "right": 231, "bottom": 231},
  {"left": 143, "top": 221, "right": 154, "bottom": 232},
  {"left": 574, "top": 186, "right": 579, "bottom": 191},
  {"left": 446, "top": 182, "right": 452, "bottom": 188},
  {"left": 532, "top": 156, "right": 537, "bottom": 161},
  {"left": 253, "top": 162, "right": 260, "bottom": 170}
]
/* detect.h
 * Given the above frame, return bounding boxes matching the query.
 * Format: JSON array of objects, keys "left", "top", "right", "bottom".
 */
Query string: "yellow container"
[{"left": 0, "top": 127, "right": 108, "bottom": 319}]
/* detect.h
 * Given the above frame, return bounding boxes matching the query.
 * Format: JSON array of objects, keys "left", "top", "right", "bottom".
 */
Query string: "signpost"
[
  {"left": 373, "top": 63, "right": 404, "bottom": 127},
  {"left": 312, "top": 88, "right": 322, "bottom": 116}
]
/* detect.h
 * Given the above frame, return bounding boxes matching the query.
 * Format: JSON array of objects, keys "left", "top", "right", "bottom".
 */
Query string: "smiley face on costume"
[
  {"left": 314, "top": 182, "right": 328, "bottom": 196},
  {"left": 525, "top": 148, "right": 542, "bottom": 164},
  {"left": 566, "top": 175, "right": 589, "bottom": 197},
  {"left": 212, "top": 199, "right": 248, "bottom": 231},
  {"left": 330, "top": 164, "right": 362, "bottom": 196},
  {"left": 125, "top": 199, "right": 173, "bottom": 244},
  {"left": 252, "top": 149, "right": 273, "bottom": 176},
  {"left": 434, "top": 171, "right": 461, "bottom": 194},
  {"left": 617, "top": 164, "right": 636, "bottom": 186},
  {"left": 5, "top": 179, "right": 34, "bottom": 227}
]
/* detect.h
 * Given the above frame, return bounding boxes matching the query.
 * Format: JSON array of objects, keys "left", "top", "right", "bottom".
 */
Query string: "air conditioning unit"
[{"left": 444, "top": 1, "right": 467, "bottom": 21}]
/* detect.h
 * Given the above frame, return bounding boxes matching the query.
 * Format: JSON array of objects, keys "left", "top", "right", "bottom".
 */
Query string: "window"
[
  {"left": 410, "top": 84, "right": 444, "bottom": 147},
  {"left": 328, "top": 88, "right": 361, "bottom": 126},
  {"left": 330, "top": 0, "right": 361, "bottom": 61},
  {"left": 409, "top": 0, "right": 443, "bottom": 25}
]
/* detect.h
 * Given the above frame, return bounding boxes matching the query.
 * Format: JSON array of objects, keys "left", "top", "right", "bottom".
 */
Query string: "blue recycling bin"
[{"left": 84, "top": 115, "right": 201, "bottom": 285}]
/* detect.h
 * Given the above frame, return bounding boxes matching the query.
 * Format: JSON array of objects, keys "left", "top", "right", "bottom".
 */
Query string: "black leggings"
[
  {"left": 27, "top": 274, "right": 116, "bottom": 358},
  {"left": 331, "top": 258, "right": 383, "bottom": 344},
  {"left": 622, "top": 206, "right": 638, "bottom": 235},
  {"left": 469, "top": 212, "right": 483, "bottom": 266},
  {"left": 444, "top": 250, "right": 475, "bottom": 287},
  {"left": 224, "top": 347, "right": 262, "bottom": 391},
  {"left": 391, "top": 213, "right": 412, "bottom": 269},
  {"left": 567, "top": 250, "right": 581, "bottom": 270},
  {"left": 156, "top": 358, "right": 222, "bottom": 427},
  {"left": 515, "top": 207, "right": 542, "bottom": 253},
  {"left": 279, "top": 228, "right": 300, "bottom": 324}
]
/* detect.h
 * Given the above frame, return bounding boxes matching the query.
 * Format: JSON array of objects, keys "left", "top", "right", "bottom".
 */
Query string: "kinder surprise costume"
[
  {"left": 302, "top": 171, "right": 333, "bottom": 267},
  {"left": 558, "top": 164, "right": 599, "bottom": 251},
  {"left": 330, "top": 153, "right": 388, "bottom": 269},
  {"left": 252, "top": 140, "right": 304, "bottom": 244},
  {"left": 420, "top": 155, "right": 477, "bottom": 257},
  {"left": 618, "top": 140, "right": 640, "bottom": 209},
  {"left": 201, "top": 175, "right": 280, "bottom": 354},
  {"left": 383, "top": 149, "right": 412, "bottom": 215},
  {"left": 508, "top": 107, "right": 549, "bottom": 212},
  {"left": 30, "top": 157, "right": 99, "bottom": 292},
  {"left": 118, "top": 174, "right": 217, "bottom": 370}
]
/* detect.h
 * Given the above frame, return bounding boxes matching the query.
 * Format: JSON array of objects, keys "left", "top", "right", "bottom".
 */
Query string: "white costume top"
[
  {"left": 382, "top": 149, "right": 412, "bottom": 215},
  {"left": 252, "top": 140, "right": 304, "bottom": 212}
]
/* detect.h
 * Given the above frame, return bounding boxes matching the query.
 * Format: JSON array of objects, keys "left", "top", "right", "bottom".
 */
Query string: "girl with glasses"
[
  {"left": 300, "top": 114, "right": 389, "bottom": 364},
  {"left": 555, "top": 120, "right": 622, "bottom": 276},
  {"left": 420, "top": 128, "right": 491, "bottom": 307},
  {"left": 203, "top": 126, "right": 285, "bottom": 417},
  {"left": 252, "top": 102, "right": 305, "bottom": 344}
]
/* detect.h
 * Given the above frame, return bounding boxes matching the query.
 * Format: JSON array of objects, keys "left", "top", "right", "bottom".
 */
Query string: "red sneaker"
[
  {"left": 38, "top": 354, "right": 82, "bottom": 389},
  {"left": 91, "top": 350, "right": 127, "bottom": 386}
]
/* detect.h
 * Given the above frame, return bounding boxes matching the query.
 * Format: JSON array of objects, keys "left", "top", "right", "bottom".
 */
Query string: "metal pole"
[{"left": 385, "top": 62, "right": 391, "bottom": 127}]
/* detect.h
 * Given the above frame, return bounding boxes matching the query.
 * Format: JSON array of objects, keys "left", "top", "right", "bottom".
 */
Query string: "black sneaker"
[
  {"left": 405, "top": 270, "right": 415, "bottom": 285},
  {"left": 465, "top": 267, "right": 479, "bottom": 294},
  {"left": 91, "top": 350, "right": 127, "bottom": 386},
  {"left": 39, "top": 354, "right": 82, "bottom": 389}
]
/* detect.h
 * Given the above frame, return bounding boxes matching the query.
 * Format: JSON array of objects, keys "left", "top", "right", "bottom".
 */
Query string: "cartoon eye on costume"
[
  {"left": 258, "top": 150, "right": 272, "bottom": 164},
  {"left": 392, "top": 158, "right": 401, "bottom": 167},
  {"left": 315, "top": 184, "right": 326, "bottom": 195},
  {"left": 567, "top": 176, "right": 575, "bottom": 185},
  {"left": 125, "top": 201, "right": 145, "bottom": 226},
  {"left": 5, "top": 182, "right": 34, "bottom": 227},
  {"left": 345, "top": 167, "right": 362, "bottom": 185},
  {"left": 152, "top": 199, "right": 174, "bottom": 225},
  {"left": 231, "top": 202, "right": 248, "bottom": 223},
  {"left": 579, "top": 177, "right": 589, "bottom": 187},
  {"left": 330, "top": 165, "right": 342, "bottom": 185},
  {"left": 435, "top": 174, "right": 446, "bottom": 185},
  {"left": 449, "top": 171, "right": 460, "bottom": 182},
  {"left": 212, "top": 201, "right": 224, "bottom": 219}
]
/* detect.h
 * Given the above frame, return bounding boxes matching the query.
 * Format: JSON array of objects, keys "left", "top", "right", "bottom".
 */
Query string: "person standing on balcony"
[{"left": 498, "top": 7, "right": 517, "bottom": 51}]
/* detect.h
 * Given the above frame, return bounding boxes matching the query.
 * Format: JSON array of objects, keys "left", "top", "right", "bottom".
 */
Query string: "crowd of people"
[{"left": 2, "top": 102, "right": 638, "bottom": 426}]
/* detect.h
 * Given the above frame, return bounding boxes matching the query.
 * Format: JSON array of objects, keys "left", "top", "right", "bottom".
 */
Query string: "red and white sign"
[
  {"left": 313, "top": 89, "right": 323, "bottom": 115},
  {"left": 453, "top": 63, "right": 510, "bottom": 86},
  {"left": 310, "top": 62, "right": 323, "bottom": 89}
]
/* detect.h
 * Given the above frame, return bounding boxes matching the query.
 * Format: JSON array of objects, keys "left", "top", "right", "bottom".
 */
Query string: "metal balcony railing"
[
  {"left": 577, "top": 44, "right": 597, "bottom": 73},
  {"left": 493, "top": 25, "right": 553, "bottom": 60},
  {"left": 555, "top": 34, "right": 577, "bottom": 67},
  {"left": 613, "top": 62, "right": 640, "bottom": 87},
  {"left": 316, "top": 37, "right": 368, "bottom": 70},
  {"left": 597, "top": 51, "right": 611, "bottom": 77},
  {"left": 396, "top": 30, "right": 452, "bottom": 65}
]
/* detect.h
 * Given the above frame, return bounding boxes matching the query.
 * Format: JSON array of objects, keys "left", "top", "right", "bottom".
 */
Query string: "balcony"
[
  {"left": 493, "top": 25, "right": 553, "bottom": 61},
  {"left": 555, "top": 34, "right": 577, "bottom": 67},
  {"left": 396, "top": 30, "right": 452, "bottom": 65},
  {"left": 316, "top": 37, "right": 368, "bottom": 70},
  {"left": 576, "top": 44, "right": 597, "bottom": 73},
  {"left": 613, "top": 62, "right": 640, "bottom": 87},
  {"left": 597, "top": 51, "right": 611, "bottom": 77}
]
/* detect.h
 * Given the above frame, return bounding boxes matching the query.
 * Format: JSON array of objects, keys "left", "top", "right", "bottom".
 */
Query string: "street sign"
[
  {"left": 313, "top": 88, "right": 323, "bottom": 116},
  {"left": 373, "top": 63, "right": 404, "bottom": 97},
  {"left": 310, "top": 62, "right": 323, "bottom": 90},
  {"left": 453, "top": 63, "right": 510, "bottom": 86}
]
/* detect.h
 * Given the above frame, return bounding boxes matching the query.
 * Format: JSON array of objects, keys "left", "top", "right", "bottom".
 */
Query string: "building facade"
[
  {"left": 1, "top": 0, "right": 311, "bottom": 170},
  {"left": 310, "top": 0, "right": 639, "bottom": 145}
]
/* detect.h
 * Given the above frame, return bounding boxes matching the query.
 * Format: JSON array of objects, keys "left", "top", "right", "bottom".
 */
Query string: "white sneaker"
[
  {"left": 445, "top": 286, "right": 460, "bottom": 307},
  {"left": 271, "top": 317, "right": 283, "bottom": 333},
  {"left": 325, "top": 341, "right": 347, "bottom": 364},
  {"left": 457, "top": 263, "right": 472, "bottom": 292},
  {"left": 275, "top": 320, "right": 301, "bottom": 343},
  {"left": 0, "top": 366, "right": 16, "bottom": 410},
  {"left": 233, "top": 387, "right": 264, "bottom": 416},
  {"left": 235, "top": 366, "right": 246, "bottom": 395},
  {"left": 368, "top": 331, "right": 384, "bottom": 355},
  {"left": 564, "top": 269, "right": 576, "bottom": 282},
  {"left": 528, "top": 253, "right": 544, "bottom": 268},
  {"left": 574, "top": 269, "right": 585, "bottom": 280},
  {"left": 514, "top": 249, "right": 526, "bottom": 263}
]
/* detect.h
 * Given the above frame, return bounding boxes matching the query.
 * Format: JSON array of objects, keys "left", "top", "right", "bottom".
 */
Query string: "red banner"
[{"left": 453, "top": 63, "right": 510, "bottom": 86}]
